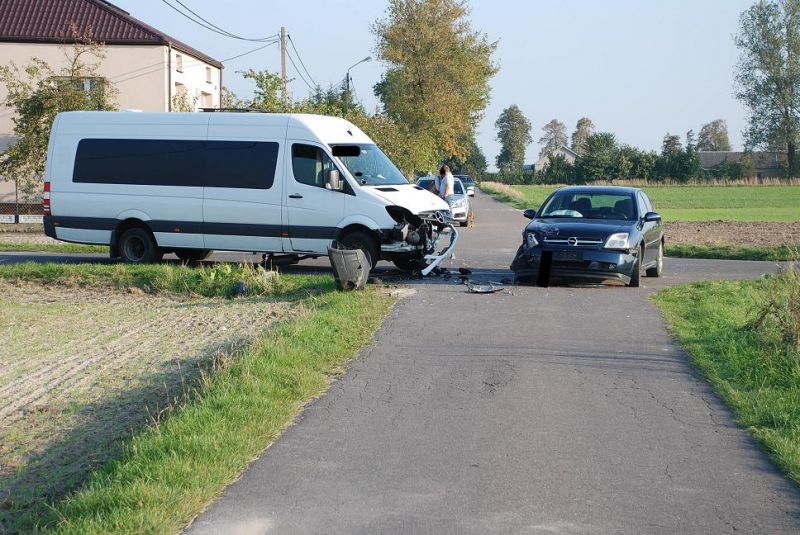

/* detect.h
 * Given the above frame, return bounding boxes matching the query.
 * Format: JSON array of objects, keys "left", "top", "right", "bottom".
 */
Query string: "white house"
[{"left": 532, "top": 145, "right": 578, "bottom": 174}]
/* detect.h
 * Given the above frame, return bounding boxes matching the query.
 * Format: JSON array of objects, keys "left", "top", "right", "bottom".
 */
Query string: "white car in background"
[{"left": 416, "top": 176, "right": 471, "bottom": 227}]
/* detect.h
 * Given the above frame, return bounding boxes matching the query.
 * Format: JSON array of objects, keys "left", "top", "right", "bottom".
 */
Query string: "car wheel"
[
  {"left": 119, "top": 227, "right": 162, "bottom": 264},
  {"left": 340, "top": 231, "right": 378, "bottom": 271},
  {"left": 646, "top": 241, "right": 663, "bottom": 277},
  {"left": 627, "top": 245, "right": 643, "bottom": 287},
  {"left": 175, "top": 249, "right": 213, "bottom": 263}
]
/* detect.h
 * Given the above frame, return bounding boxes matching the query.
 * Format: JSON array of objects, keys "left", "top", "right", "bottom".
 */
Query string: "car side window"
[
  {"left": 292, "top": 144, "right": 336, "bottom": 189},
  {"left": 636, "top": 192, "right": 649, "bottom": 217},
  {"left": 642, "top": 193, "right": 654, "bottom": 212}
]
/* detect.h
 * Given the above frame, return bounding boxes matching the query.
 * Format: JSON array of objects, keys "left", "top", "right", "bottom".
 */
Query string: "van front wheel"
[
  {"left": 119, "top": 227, "right": 162, "bottom": 264},
  {"left": 340, "top": 231, "right": 378, "bottom": 270}
]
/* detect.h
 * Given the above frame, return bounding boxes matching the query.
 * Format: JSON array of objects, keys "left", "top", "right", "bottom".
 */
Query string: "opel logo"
[{"left": 567, "top": 237, "right": 578, "bottom": 246}]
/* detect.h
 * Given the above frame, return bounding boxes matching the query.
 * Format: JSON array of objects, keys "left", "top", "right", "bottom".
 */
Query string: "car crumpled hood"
[
  {"left": 526, "top": 218, "right": 632, "bottom": 239},
  {"left": 368, "top": 183, "right": 450, "bottom": 214}
]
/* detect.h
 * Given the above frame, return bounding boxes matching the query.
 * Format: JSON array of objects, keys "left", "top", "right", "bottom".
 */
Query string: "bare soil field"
[
  {"left": 664, "top": 221, "right": 800, "bottom": 247},
  {"left": 0, "top": 280, "right": 298, "bottom": 525}
]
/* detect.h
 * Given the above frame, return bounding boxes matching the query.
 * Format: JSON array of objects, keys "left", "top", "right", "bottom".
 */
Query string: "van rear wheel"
[
  {"left": 175, "top": 249, "right": 213, "bottom": 263},
  {"left": 119, "top": 227, "right": 162, "bottom": 263}
]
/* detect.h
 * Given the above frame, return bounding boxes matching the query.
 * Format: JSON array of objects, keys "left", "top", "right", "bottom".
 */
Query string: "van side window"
[
  {"left": 73, "top": 139, "right": 278, "bottom": 189},
  {"left": 292, "top": 144, "right": 335, "bottom": 189}
]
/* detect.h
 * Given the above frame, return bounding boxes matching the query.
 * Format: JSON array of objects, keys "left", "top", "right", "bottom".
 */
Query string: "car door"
[{"left": 285, "top": 142, "right": 346, "bottom": 253}]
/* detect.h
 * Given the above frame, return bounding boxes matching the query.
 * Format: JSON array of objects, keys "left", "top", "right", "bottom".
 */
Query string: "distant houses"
[
  {"left": 698, "top": 151, "right": 787, "bottom": 180},
  {"left": 527, "top": 145, "right": 578, "bottom": 174}
]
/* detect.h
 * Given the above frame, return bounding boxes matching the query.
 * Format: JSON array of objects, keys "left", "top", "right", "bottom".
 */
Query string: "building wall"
[{"left": 0, "top": 42, "right": 221, "bottom": 202}]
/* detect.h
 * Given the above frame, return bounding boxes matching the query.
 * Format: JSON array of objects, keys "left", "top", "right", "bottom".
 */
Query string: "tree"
[
  {"left": 538, "top": 154, "right": 574, "bottom": 184},
  {"left": 0, "top": 29, "right": 117, "bottom": 197},
  {"left": 538, "top": 119, "right": 568, "bottom": 158},
  {"left": 494, "top": 104, "right": 532, "bottom": 173},
  {"left": 575, "top": 132, "right": 617, "bottom": 181},
  {"left": 373, "top": 0, "right": 498, "bottom": 159},
  {"left": 442, "top": 135, "right": 487, "bottom": 177},
  {"left": 242, "top": 69, "right": 286, "bottom": 111},
  {"left": 171, "top": 90, "right": 198, "bottom": 112},
  {"left": 661, "top": 133, "right": 682, "bottom": 156},
  {"left": 697, "top": 119, "right": 732, "bottom": 151},
  {"left": 735, "top": 0, "right": 800, "bottom": 174},
  {"left": 570, "top": 117, "right": 595, "bottom": 156}
]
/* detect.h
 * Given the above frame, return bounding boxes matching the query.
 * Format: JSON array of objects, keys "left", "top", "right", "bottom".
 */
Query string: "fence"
[{"left": 0, "top": 202, "right": 43, "bottom": 224}]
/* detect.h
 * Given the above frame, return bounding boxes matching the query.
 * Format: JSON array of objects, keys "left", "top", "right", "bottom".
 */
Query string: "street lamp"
[{"left": 345, "top": 56, "right": 371, "bottom": 112}]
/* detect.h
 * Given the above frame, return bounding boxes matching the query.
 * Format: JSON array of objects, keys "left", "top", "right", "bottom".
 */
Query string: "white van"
[{"left": 43, "top": 111, "right": 457, "bottom": 273}]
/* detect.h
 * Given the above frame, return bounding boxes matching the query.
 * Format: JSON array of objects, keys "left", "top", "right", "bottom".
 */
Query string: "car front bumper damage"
[{"left": 511, "top": 244, "right": 637, "bottom": 285}]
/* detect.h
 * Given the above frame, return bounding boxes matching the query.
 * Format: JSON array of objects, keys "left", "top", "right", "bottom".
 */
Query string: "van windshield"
[{"left": 334, "top": 144, "right": 408, "bottom": 186}]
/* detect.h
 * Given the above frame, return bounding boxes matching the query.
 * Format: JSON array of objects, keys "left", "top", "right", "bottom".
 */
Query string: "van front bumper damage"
[{"left": 381, "top": 209, "right": 458, "bottom": 275}]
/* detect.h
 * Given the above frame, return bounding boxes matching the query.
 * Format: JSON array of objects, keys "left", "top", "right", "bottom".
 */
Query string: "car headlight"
[
  {"left": 604, "top": 232, "right": 630, "bottom": 249},
  {"left": 526, "top": 232, "right": 539, "bottom": 248},
  {"left": 449, "top": 198, "right": 466, "bottom": 209}
]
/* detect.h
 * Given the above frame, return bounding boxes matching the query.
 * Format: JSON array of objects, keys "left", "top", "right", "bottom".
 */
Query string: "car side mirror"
[
  {"left": 523, "top": 209, "right": 536, "bottom": 219},
  {"left": 326, "top": 170, "right": 342, "bottom": 191},
  {"left": 643, "top": 211, "right": 661, "bottom": 222}
]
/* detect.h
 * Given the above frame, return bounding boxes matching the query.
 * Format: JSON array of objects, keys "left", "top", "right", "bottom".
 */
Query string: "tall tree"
[
  {"left": 495, "top": 105, "right": 532, "bottom": 173},
  {"left": 0, "top": 29, "right": 117, "bottom": 197},
  {"left": 735, "top": 0, "right": 800, "bottom": 174},
  {"left": 442, "top": 135, "right": 487, "bottom": 177},
  {"left": 661, "top": 133, "right": 683, "bottom": 156},
  {"left": 697, "top": 119, "right": 732, "bottom": 151},
  {"left": 575, "top": 132, "right": 617, "bottom": 181},
  {"left": 373, "top": 0, "right": 498, "bottom": 160},
  {"left": 570, "top": 117, "right": 595, "bottom": 156},
  {"left": 538, "top": 119, "right": 568, "bottom": 158}
]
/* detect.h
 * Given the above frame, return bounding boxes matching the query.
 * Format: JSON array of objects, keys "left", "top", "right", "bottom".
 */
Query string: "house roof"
[
  {"left": 698, "top": 151, "right": 786, "bottom": 170},
  {"left": 0, "top": 0, "right": 222, "bottom": 68}
]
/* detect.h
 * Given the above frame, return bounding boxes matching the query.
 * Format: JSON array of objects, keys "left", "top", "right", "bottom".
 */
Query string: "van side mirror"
[
  {"left": 327, "top": 169, "right": 342, "bottom": 191},
  {"left": 523, "top": 209, "right": 536, "bottom": 219}
]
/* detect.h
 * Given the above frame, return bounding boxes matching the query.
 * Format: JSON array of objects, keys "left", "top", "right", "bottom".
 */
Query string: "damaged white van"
[{"left": 43, "top": 111, "right": 457, "bottom": 273}]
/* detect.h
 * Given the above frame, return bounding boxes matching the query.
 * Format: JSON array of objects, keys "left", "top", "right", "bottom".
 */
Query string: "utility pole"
[{"left": 280, "top": 27, "right": 287, "bottom": 107}]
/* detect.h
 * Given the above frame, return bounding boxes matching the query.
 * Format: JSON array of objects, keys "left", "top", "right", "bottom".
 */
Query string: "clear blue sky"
[{"left": 113, "top": 0, "right": 753, "bottom": 170}]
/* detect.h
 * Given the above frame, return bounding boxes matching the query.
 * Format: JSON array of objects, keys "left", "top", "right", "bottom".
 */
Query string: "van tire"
[
  {"left": 340, "top": 231, "right": 378, "bottom": 270},
  {"left": 175, "top": 249, "right": 213, "bottom": 263},
  {"left": 119, "top": 227, "right": 162, "bottom": 264}
]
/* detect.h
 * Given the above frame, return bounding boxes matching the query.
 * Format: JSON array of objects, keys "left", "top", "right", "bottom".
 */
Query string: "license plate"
[{"left": 554, "top": 250, "right": 582, "bottom": 262}]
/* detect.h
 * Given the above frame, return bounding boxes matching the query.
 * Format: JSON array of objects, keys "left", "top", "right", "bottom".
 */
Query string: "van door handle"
[{"left": 288, "top": 194, "right": 303, "bottom": 199}]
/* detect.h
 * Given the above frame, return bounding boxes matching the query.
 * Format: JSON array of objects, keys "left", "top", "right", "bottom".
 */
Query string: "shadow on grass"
[{"left": 0, "top": 332, "right": 256, "bottom": 533}]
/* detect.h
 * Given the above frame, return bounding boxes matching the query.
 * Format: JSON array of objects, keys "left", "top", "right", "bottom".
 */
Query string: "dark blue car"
[{"left": 511, "top": 186, "right": 664, "bottom": 287}]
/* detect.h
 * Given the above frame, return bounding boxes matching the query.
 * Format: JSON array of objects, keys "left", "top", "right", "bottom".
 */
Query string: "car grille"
[{"left": 543, "top": 237, "right": 604, "bottom": 247}]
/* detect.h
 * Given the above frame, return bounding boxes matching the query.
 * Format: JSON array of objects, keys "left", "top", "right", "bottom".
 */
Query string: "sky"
[{"left": 112, "top": 0, "right": 754, "bottom": 170}]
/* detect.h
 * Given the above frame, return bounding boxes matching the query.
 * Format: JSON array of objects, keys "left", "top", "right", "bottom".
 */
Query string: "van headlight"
[
  {"left": 604, "top": 232, "right": 630, "bottom": 249},
  {"left": 526, "top": 232, "right": 539, "bottom": 248}
]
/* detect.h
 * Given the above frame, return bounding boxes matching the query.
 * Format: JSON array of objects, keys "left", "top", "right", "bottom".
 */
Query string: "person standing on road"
[{"left": 435, "top": 165, "right": 455, "bottom": 199}]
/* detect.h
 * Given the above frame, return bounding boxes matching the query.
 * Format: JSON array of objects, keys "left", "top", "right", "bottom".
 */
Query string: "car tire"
[
  {"left": 175, "top": 249, "right": 213, "bottom": 263},
  {"left": 627, "top": 245, "right": 643, "bottom": 287},
  {"left": 646, "top": 241, "right": 663, "bottom": 277},
  {"left": 340, "top": 231, "right": 378, "bottom": 271},
  {"left": 119, "top": 227, "right": 162, "bottom": 264}
]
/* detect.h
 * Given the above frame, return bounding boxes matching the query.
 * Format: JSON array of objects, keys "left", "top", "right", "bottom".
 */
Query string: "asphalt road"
[{"left": 3, "top": 193, "right": 799, "bottom": 533}]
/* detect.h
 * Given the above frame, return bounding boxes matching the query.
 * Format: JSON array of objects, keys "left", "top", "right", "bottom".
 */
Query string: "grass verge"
[
  {"left": 0, "top": 242, "right": 108, "bottom": 254},
  {"left": 42, "top": 283, "right": 394, "bottom": 534},
  {"left": 666, "top": 244, "right": 799, "bottom": 262},
  {"left": 653, "top": 268, "right": 800, "bottom": 484},
  {"left": 0, "top": 261, "right": 310, "bottom": 299}
]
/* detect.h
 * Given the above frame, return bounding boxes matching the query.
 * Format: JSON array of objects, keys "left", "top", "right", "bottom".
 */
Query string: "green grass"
[
  {"left": 481, "top": 184, "right": 800, "bottom": 222},
  {"left": 0, "top": 242, "right": 108, "bottom": 253},
  {"left": 666, "top": 244, "right": 799, "bottom": 262},
  {"left": 0, "top": 261, "right": 312, "bottom": 299},
  {"left": 0, "top": 263, "right": 395, "bottom": 533},
  {"left": 653, "top": 271, "right": 800, "bottom": 484}
]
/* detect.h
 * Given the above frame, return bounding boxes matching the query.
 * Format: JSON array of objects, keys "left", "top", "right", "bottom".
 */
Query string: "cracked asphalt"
[
  {"left": 3, "top": 193, "right": 799, "bottom": 533},
  {"left": 181, "top": 191, "right": 800, "bottom": 534}
]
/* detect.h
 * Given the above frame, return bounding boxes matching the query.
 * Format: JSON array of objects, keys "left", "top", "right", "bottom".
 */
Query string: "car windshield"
[
  {"left": 538, "top": 192, "right": 637, "bottom": 220},
  {"left": 456, "top": 175, "right": 475, "bottom": 186},
  {"left": 335, "top": 144, "right": 408, "bottom": 186},
  {"left": 417, "top": 178, "right": 464, "bottom": 195}
]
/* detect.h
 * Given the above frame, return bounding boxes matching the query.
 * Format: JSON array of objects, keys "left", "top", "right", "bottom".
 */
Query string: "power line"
[
  {"left": 159, "top": 0, "right": 279, "bottom": 42},
  {"left": 285, "top": 48, "right": 315, "bottom": 92},
  {"left": 221, "top": 41, "right": 279, "bottom": 63},
  {"left": 286, "top": 34, "right": 317, "bottom": 88}
]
